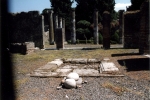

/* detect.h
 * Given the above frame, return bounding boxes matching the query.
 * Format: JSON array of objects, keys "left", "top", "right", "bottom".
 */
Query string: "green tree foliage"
[
  {"left": 76, "top": 20, "right": 91, "bottom": 40},
  {"left": 49, "top": 0, "right": 74, "bottom": 35},
  {"left": 42, "top": 9, "right": 50, "bottom": 15},
  {"left": 49, "top": 0, "right": 73, "bottom": 18},
  {"left": 111, "top": 29, "right": 119, "bottom": 44},
  {"left": 75, "top": 0, "right": 116, "bottom": 23},
  {"left": 99, "top": 32, "right": 103, "bottom": 44},
  {"left": 128, "top": 0, "right": 144, "bottom": 11}
]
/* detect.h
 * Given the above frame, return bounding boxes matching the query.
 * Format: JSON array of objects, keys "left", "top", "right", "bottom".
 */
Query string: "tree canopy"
[
  {"left": 49, "top": 0, "right": 73, "bottom": 18},
  {"left": 75, "top": 0, "right": 116, "bottom": 23},
  {"left": 128, "top": 0, "right": 144, "bottom": 11}
]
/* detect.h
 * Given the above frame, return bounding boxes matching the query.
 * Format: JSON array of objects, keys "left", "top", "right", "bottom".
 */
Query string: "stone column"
[
  {"left": 62, "top": 18, "right": 66, "bottom": 42},
  {"left": 55, "top": 15, "right": 58, "bottom": 29},
  {"left": 102, "top": 11, "right": 111, "bottom": 49},
  {"left": 55, "top": 28, "right": 64, "bottom": 49},
  {"left": 119, "top": 10, "right": 125, "bottom": 44},
  {"left": 42, "top": 15, "right": 45, "bottom": 48},
  {"left": 71, "top": 8, "right": 76, "bottom": 44},
  {"left": 58, "top": 17, "right": 62, "bottom": 28},
  {"left": 54, "top": 14, "right": 58, "bottom": 42},
  {"left": 93, "top": 9, "right": 99, "bottom": 44},
  {"left": 49, "top": 10, "right": 54, "bottom": 45},
  {"left": 122, "top": 13, "right": 125, "bottom": 46}
]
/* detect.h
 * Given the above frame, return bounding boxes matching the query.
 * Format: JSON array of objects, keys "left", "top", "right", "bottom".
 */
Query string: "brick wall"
[
  {"left": 139, "top": 1, "right": 149, "bottom": 54},
  {"left": 8, "top": 11, "right": 44, "bottom": 49},
  {"left": 123, "top": 10, "right": 140, "bottom": 48}
]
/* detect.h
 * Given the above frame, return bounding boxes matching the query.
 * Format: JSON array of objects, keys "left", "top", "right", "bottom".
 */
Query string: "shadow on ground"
[
  {"left": 111, "top": 53, "right": 140, "bottom": 57},
  {"left": 118, "top": 58, "right": 150, "bottom": 71}
]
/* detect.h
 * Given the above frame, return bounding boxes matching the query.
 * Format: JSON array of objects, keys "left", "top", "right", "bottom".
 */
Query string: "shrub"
[
  {"left": 99, "top": 33, "right": 103, "bottom": 44},
  {"left": 111, "top": 30, "right": 119, "bottom": 43}
]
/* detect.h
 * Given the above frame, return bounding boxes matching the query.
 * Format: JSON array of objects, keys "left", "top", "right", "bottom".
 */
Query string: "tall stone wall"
[
  {"left": 139, "top": 1, "right": 149, "bottom": 54},
  {"left": 8, "top": 11, "right": 44, "bottom": 49},
  {"left": 123, "top": 10, "right": 140, "bottom": 48}
]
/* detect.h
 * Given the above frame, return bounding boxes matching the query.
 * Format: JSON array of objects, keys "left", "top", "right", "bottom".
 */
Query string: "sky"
[{"left": 8, "top": 0, "right": 131, "bottom": 14}]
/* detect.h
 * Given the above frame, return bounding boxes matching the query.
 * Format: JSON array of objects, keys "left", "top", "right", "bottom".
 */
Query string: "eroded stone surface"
[
  {"left": 100, "top": 62, "right": 119, "bottom": 72},
  {"left": 71, "top": 58, "right": 88, "bottom": 64},
  {"left": 29, "top": 58, "right": 121, "bottom": 77},
  {"left": 87, "top": 59, "right": 101, "bottom": 63},
  {"left": 73, "top": 69, "right": 99, "bottom": 76}
]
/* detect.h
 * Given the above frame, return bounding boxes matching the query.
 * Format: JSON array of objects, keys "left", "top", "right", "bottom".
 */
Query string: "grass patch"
[
  {"left": 102, "top": 81, "right": 127, "bottom": 95},
  {"left": 14, "top": 77, "right": 29, "bottom": 88}
]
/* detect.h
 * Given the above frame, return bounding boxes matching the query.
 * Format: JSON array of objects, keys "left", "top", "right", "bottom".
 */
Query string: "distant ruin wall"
[
  {"left": 139, "top": 1, "right": 149, "bottom": 54},
  {"left": 8, "top": 11, "right": 43, "bottom": 49},
  {"left": 123, "top": 10, "right": 140, "bottom": 48}
]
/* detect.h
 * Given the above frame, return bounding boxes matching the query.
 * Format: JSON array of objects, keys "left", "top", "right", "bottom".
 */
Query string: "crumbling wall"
[
  {"left": 8, "top": 11, "right": 43, "bottom": 49},
  {"left": 139, "top": 1, "right": 149, "bottom": 54},
  {"left": 123, "top": 10, "right": 140, "bottom": 48}
]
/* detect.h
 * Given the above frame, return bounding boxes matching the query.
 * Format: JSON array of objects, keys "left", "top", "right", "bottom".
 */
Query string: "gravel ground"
[
  {"left": 15, "top": 75, "right": 150, "bottom": 100},
  {"left": 8, "top": 44, "right": 150, "bottom": 100}
]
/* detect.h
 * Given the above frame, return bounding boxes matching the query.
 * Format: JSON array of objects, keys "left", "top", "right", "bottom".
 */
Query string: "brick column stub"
[
  {"left": 102, "top": 11, "right": 111, "bottom": 49},
  {"left": 55, "top": 28, "right": 64, "bottom": 49}
]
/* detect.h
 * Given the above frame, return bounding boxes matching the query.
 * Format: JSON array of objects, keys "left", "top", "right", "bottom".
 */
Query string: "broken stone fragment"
[
  {"left": 84, "top": 80, "right": 88, "bottom": 84},
  {"left": 61, "top": 79, "right": 65, "bottom": 84},
  {"left": 64, "top": 79, "right": 76, "bottom": 89},
  {"left": 76, "top": 85, "right": 82, "bottom": 88},
  {"left": 66, "top": 72, "right": 79, "bottom": 81},
  {"left": 48, "top": 60, "right": 63, "bottom": 66},
  {"left": 56, "top": 86, "right": 62, "bottom": 90}
]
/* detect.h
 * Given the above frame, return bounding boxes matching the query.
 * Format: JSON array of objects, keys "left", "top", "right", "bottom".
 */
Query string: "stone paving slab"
[
  {"left": 61, "top": 65, "right": 79, "bottom": 69},
  {"left": 71, "top": 58, "right": 88, "bottom": 64},
  {"left": 73, "top": 69, "right": 99, "bottom": 76},
  {"left": 88, "top": 59, "right": 101, "bottom": 63},
  {"left": 29, "top": 58, "right": 123, "bottom": 77},
  {"left": 100, "top": 62, "right": 119, "bottom": 72},
  {"left": 55, "top": 69, "right": 73, "bottom": 76}
]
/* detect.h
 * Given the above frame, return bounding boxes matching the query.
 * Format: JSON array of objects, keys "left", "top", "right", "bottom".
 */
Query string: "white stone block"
[
  {"left": 66, "top": 72, "right": 79, "bottom": 81},
  {"left": 48, "top": 60, "right": 63, "bottom": 66},
  {"left": 64, "top": 79, "right": 76, "bottom": 89}
]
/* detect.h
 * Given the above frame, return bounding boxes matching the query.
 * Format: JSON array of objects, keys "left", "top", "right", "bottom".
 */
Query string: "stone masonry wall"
[
  {"left": 123, "top": 10, "right": 141, "bottom": 48},
  {"left": 139, "top": 1, "right": 149, "bottom": 54},
  {"left": 8, "top": 11, "right": 43, "bottom": 49}
]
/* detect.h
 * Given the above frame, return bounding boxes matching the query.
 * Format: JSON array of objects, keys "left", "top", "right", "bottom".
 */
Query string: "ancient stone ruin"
[
  {"left": 122, "top": 0, "right": 149, "bottom": 54},
  {"left": 8, "top": 0, "right": 149, "bottom": 54},
  {"left": 29, "top": 58, "right": 122, "bottom": 78}
]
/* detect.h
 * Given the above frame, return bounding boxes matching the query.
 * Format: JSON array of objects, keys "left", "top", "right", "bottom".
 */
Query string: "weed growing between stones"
[{"left": 101, "top": 81, "right": 127, "bottom": 96}]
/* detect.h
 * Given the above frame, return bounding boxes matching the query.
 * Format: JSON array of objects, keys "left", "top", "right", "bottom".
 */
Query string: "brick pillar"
[
  {"left": 119, "top": 10, "right": 125, "bottom": 44},
  {"left": 93, "top": 9, "right": 99, "bottom": 44},
  {"left": 71, "top": 8, "right": 76, "bottom": 44},
  {"left": 49, "top": 10, "right": 54, "bottom": 45},
  {"left": 102, "top": 11, "right": 111, "bottom": 49},
  {"left": 139, "top": 1, "right": 149, "bottom": 54},
  {"left": 55, "top": 28, "right": 64, "bottom": 49}
]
